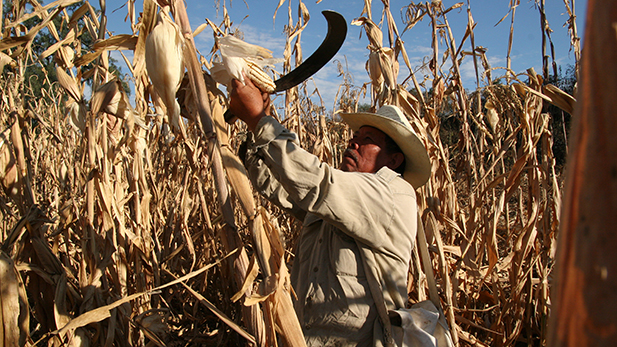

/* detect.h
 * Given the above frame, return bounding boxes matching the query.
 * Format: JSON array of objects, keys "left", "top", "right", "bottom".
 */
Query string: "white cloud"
[{"left": 239, "top": 24, "right": 287, "bottom": 55}]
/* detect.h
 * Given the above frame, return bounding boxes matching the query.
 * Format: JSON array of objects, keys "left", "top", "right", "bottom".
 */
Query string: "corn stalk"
[{"left": 171, "top": 0, "right": 267, "bottom": 345}]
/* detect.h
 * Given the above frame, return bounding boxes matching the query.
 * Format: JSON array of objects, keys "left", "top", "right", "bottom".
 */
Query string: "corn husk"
[
  {"left": 210, "top": 35, "right": 282, "bottom": 92},
  {"left": 145, "top": 6, "right": 184, "bottom": 131},
  {"left": 0, "top": 251, "right": 28, "bottom": 346}
]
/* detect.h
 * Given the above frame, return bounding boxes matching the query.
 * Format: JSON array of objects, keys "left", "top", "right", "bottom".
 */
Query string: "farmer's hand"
[{"left": 229, "top": 75, "right": 271, "bottom": 132}]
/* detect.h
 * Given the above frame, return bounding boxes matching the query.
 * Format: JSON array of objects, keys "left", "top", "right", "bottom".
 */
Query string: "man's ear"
[
  {"left": 262, "top": 92, "right": 271, "bottom": 116},
  {"left": 388, "top": 152, "right": 405, "bottom": 171}
]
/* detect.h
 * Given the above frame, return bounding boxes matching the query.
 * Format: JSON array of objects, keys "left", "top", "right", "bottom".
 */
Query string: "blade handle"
[{"left": 224, "top": 109, "right": 238, "bottom": 123}]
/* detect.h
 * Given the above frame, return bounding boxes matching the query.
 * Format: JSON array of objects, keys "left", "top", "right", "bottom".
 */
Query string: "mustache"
[{"left": 343, "top": 148, "right": 358, "bottom": 163}]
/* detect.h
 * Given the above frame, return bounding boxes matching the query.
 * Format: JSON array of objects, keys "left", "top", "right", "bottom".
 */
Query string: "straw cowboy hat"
[{"left": 340, "top": 105, "right": 431, "bottom": 188}]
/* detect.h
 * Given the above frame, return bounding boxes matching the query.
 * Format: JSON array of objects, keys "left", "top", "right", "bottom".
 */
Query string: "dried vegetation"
[{"left": 0, "top": 0, "right": 579, "bottom": 346}]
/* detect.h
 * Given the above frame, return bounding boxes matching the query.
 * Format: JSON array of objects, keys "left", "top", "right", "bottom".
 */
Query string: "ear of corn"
[
  {"left": 368, "top": 49, "right": 384, "bottom": 89},
  {"left": 211, "top": 35, "right": 280, "bottom": 93},
  {"left": 0, "top": 251, "right": 24, "bottom": 346},
  {"left": 216, "top": 34, "right": 275, "bottom": 60},
  {"left": 0, "top": 128, "right": 19, "bottom": 196},
  {"left": 244, "top": 59, "right": 277, "bottom": 93},
  {"left": 145, "top": 6, "right": 184, "bottom": 131}
]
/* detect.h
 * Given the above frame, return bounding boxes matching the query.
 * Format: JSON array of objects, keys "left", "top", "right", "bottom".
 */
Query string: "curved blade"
[{"left": 274, "top": 10, "right": 347, "bottom": 92}]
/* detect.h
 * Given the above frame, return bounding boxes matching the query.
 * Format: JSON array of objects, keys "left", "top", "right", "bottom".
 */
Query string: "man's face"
[{"left": 340, "top": 126, "right": 396, "bottom": 173}]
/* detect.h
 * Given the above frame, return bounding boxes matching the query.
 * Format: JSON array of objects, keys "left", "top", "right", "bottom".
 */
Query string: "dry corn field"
[{"left": 0, "top": 0, "right": 581, "bottom": 346}]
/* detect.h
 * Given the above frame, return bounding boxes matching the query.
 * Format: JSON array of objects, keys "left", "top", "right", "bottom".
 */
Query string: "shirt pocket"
[
  {"left": 337, "top": 274, "right": 374, "bottom": 325},
  {"left": 331, "top": 231, "right": 365, "bottom": 277}
]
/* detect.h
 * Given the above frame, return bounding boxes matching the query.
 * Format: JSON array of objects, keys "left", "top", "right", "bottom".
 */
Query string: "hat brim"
[{"left": 340, "top": 112, "right": 431, "bottom": 188}]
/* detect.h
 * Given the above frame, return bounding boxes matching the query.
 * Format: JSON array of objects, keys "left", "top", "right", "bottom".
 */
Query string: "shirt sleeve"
[
  {"left": 244, "top": 116, "right": 417, "bottom": 252},
  {"left": 243, "top": 132, "right": 307, "bottom": 221}
]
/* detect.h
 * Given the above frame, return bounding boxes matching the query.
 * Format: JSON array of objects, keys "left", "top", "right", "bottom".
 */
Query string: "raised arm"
[
  {"left": 229, "top": 77, "right": 417, "bottom": 252},
  {"left": 245, "top": 116, "right": 417, "bottom": 252}
]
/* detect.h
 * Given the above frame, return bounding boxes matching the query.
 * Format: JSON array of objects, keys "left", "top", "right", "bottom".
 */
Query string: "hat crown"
[
  {"left": 376, "top": 105, "right": 413, "bottom": 132},
  {"left": 339, "top": 104, "right": 431, "bottom": 188}
]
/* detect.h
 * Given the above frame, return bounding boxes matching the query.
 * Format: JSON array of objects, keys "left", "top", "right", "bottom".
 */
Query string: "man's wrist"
[{"left": 246, "top": 112, "right": 266, "bottom": 132}]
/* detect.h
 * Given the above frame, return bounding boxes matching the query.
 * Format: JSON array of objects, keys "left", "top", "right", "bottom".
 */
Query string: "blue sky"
[{"left": 106, "top": 0, "right": 587, "bottom": 109}]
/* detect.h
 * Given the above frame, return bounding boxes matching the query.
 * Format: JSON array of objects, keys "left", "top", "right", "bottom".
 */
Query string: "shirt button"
[
  {"left": 305, "top": 323, "right": 311, "bottom": 330},
  {"left": 318, "top": 238, "right": 322, "bottom": 243},
  {"left": 313, "top": 266, "right": 318, "bottom": 272}
]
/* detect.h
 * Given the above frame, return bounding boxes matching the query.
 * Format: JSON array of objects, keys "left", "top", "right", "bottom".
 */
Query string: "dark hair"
[{"left": 384, "top": 135, "right": 406, "bottom": 175}]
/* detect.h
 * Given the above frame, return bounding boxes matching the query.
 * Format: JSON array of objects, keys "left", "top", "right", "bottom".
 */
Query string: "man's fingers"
[
  {"left": 231, "top": 74, "right": 261, "bottom": 97},
  {"left": 243, "top": 73, "right": 257, "bottom": 88}
]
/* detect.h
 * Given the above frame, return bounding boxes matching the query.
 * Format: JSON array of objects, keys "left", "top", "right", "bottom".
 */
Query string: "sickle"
[
  {"left": 273, "top": 10, "right": 347, "bottom": 91},
  {"left": 225, "top": 10, "right": 347, "bottom": 123}
]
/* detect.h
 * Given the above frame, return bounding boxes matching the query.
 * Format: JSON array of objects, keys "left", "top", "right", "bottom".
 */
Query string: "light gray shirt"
[{"left": 244, "top": 116, "right": 418, "bottom": 346}]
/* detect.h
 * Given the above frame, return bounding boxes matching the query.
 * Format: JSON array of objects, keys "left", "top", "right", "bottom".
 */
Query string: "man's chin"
[{"left": 339, "top": 159, "right": 356, "bottom": 172}]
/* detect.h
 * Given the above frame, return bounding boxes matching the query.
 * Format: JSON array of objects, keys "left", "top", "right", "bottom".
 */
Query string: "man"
[{"left": 229, "top": 77, "right": 431, "bottom": 346}]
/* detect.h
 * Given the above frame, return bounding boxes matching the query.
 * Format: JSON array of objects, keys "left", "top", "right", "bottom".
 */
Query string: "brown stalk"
[
  {"left": 561, "top": 0, "right": 580, "bottom": 79},
  {"left": 547, "top": 0, "right": 617, "bottom": 345},
  {"left": 170, "top": 1, "right": 266, "bottom": 345}
]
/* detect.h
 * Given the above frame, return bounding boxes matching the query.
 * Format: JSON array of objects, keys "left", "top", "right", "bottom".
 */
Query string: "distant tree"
[
  {"left": 404, "top": 65, "right": 577, "bottom": 168},
  {"left": 2, "top": 1, "right": 129, "bottom": 109},
  {"left": 545, "top": 64, "right": 577, "bottom": 168},
  {"left": 357, "top": 103, "right": 371, "bottom": 112}
]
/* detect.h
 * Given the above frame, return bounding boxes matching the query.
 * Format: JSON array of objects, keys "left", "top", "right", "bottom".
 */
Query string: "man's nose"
[{"left": 347, "top": 140, "right": 359, "bottom": 149}]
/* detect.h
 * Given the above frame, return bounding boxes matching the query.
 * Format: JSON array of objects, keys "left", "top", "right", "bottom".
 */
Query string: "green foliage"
[
  {"left": 2, "top": 1, "right": 129, "bottom": 109},
  {"left": 546, "top": 65, "right": 577, "bottom": 168},
  {"left": 421, "top": 64, "right": 577, "bottom": 169},
  {"left": 357, "top": 103, "right": 371, "bottom": 112}
]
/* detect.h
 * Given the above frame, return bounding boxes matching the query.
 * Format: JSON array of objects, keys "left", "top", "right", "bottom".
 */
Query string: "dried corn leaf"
[
  {"left": 0, "top": 3, "right": 70, "bottom": 51},
  {"left": 39, "top": 27, "right": 75, "bottom": 60},
  {"left": 68, "top": 1, "right": 91, "bottom": 25},
  {"left": 73, "top": 49, "right": 103, "bottom": 67},
  {"left": 220, "top": 145, "right": 256, "bottom": 218},
  {"left": 173, "top": 275, "right": 257, "bottom": 345},
  {"left": 542, "top": 83, "right": 576, "bottom": 114},
  {"left": 53, "top": 272, "right": 71, "bottom": 331},
  {"left": 231, "top": 255, "right": 260, "bottom": 303},
  {"left": 57, "top": 261, "right": 221, "bottom": 336},
  {"left": 6, "top": 0, "right": 79, "bottom": 27},
  {"left": 57, "top": 291, "right": 146, "bottom": 336},
  {"left": 0, "top": 52, "right": 15, "bottom": 71},
  {"left": 485, "top": 192, "right": 506, "bottom": 279},
  {"left": 93, "top": 34, "right": 138, "bottom": 51},
  {"left": 74, "top": 35, "right": 138, "bottom": 67},
  {"left": 56, "top": 67, "right": 83, "bottom": 102}
]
